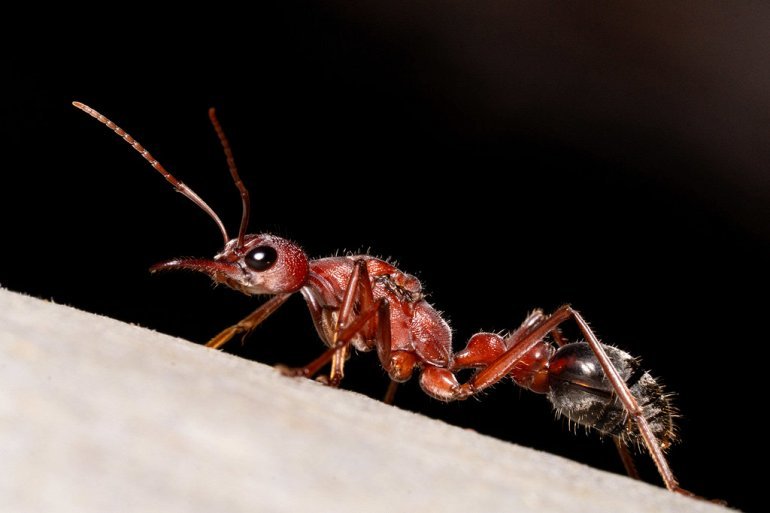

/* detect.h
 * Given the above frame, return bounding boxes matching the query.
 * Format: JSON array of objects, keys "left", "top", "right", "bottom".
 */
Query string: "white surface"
[{"left": 0, "top": 288, "right": 730, "bottom": 513}]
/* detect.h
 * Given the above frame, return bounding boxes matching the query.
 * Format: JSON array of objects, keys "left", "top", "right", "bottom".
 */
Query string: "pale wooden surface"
[{"left": 0, "top": 288, "right": 731, "bottom": 513}]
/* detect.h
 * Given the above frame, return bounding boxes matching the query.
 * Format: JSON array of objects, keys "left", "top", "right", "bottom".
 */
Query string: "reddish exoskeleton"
[{"left": 73, "top": 101, "right": 697, "bottom": 497}]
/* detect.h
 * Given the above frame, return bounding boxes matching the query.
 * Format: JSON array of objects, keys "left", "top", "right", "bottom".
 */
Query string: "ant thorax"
[{"left": 302, "top": 256, "right": 452, "bottom": 365}]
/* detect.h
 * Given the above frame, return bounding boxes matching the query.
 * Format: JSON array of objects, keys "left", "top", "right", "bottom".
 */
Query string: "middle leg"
[{"left": 278, "top": 260, "right": 394, "bottom": 388}]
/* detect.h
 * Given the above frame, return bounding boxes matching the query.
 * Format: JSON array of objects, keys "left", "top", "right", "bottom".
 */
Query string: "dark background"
[{"left": 4, "top": 2, "right": 767, "bottom": 511}]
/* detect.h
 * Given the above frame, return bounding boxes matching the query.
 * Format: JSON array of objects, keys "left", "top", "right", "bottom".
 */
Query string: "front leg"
[
  {"left": 205, "top": 293, "right": 293, "bottom": 349},
  {"left": 278, "top": 260, "right": 383, "bottom": 385}
]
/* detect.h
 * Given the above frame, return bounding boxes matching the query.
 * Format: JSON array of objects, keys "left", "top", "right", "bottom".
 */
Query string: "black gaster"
[{"left": 546, "top": 343, "right": 677, "bottom": 449}]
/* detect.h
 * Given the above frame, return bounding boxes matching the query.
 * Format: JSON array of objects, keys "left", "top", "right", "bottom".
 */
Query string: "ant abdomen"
[{"left": 547, "top": 343, "right": 677, "bottom": 449}]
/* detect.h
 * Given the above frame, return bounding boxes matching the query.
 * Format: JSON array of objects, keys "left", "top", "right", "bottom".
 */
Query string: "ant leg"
[
  {"left": 370, "top": 299, "right": 417, "bottom": 404},
  {"left": 281, "top": 265, "right": 407, "bottom": 400},
  {"left": 279, "top": 260, "right": 380, "bottom": 385},
  {"left": 420, "top": 306, "right": 698, "bottom": 497},
  {"left": 327, "top": 344, "right": 350, "bottom": 387},
  {"left": 614, "top": 436, "right": 641, "bottom": 480},
  {"left": 568, "top": 308, "right": 687, "bottom": 494},
  {"left": 508, "top": 312, "right": 637, "bottom": 481},
  {"left": 205, "top": 293, "right": 293, "bottom": 349},
  {"left": 278, "top": 297, "right": 385, "bottom": 379},
  {"left": 460, "top": 306, "right": 685, "bottom": 493},
  {"left": 328, "top": 260, "right": 376, "bottom": 386},
  {"left": 506, "top": 309, "right": 550, "bottom": 348},
  {"left": 461, "top": 305, "right": 575, "bottom": 393},
  {"left": 383, "top": 381, "right": 399, "bottom": 405},
  {"left": 373, "top": 297, "right": 422, "bottom": 389},
  {"left": 453, "top": 309, "right": 546, "bottom": 369},
  {"left": 550, "top": 326, "right": 568, "bottom": 346}
]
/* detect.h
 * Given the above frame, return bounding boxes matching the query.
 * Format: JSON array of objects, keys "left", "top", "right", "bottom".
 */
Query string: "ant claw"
[{"left": 673, "top": 487, "right": 727, "bottom": 505}]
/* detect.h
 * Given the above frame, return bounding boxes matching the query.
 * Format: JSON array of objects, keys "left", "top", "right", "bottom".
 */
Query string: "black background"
[{"left": 4, "top": 2, "right": 767, "bottom": 511}]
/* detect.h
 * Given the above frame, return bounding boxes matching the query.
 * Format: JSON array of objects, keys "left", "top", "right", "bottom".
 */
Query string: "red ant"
[{"left": 73, "top": 101, "right": 693, "bottom": 497}]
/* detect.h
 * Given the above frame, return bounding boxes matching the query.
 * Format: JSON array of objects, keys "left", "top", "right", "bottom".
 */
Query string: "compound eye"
[{"left": 244, "top": 245, "right": 278, "bottom": 271}]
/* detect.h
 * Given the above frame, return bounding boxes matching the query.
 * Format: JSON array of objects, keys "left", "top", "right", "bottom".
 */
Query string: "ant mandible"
[{"left": 73, "top": 101, "right": 692, "bottom": 497}]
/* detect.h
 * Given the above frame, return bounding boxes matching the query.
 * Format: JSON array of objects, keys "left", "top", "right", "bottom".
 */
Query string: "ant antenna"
[
  {"left": 208, "top": 108, "right": 250, "bottom": 250},
  {"left": 73, "top": 102, "right": 230, "bottom": 245}
]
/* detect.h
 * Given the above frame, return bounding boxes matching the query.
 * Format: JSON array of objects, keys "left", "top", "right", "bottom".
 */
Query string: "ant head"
[
  {"left": 150, "top": 234, "right": 310, "bottom": 295},
  {"left": 73, "top": 102, "right": 309, "bottom": 295}
]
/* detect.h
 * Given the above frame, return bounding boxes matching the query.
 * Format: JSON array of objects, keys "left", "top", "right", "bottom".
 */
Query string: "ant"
[{"left": 73, "top": 101, "right": 694, "bottom": 497}]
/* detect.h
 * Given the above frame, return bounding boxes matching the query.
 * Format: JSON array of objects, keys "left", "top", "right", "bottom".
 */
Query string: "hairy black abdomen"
[{"left": 546, "top": 343, "right": 677, "bottom": 449}]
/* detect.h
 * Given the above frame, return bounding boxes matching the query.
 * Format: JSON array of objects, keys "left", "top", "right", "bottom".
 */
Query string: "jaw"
[
  {"left": 150, "top": 258, "right": 240, "bottom": 276},
  {"left": 150, "top": 258, "right": 249, "bottom": 292},
  {"left": 149, "top": 257, "right": 275, "bottom": 296}
]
